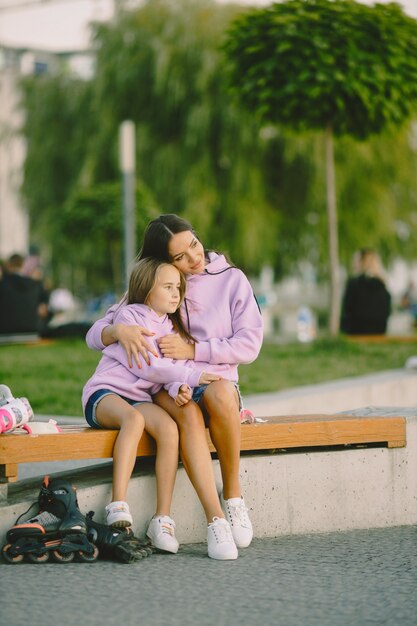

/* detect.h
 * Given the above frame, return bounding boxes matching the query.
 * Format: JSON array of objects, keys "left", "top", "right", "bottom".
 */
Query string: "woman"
[{"left": 86, "top": 214, "right": 263, "bottom": 558}]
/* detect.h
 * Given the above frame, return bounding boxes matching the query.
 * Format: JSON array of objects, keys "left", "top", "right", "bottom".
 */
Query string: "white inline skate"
[{"left": 0, "top": 384, "right": 34, "bottom": 433}]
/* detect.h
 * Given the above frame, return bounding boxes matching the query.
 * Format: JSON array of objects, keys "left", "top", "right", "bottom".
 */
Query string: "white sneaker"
[
  {"left": 146, "top": 515, "right": 179, "bottom": 554},
  {"left": 207, "top": 517, "right": 238, "bottom": 560},
  {"left": 105, "top": 501, "right": 133, "bottom": 528},
  {"left": 221, "top": 495, "right": 253, "bottom": 548}
]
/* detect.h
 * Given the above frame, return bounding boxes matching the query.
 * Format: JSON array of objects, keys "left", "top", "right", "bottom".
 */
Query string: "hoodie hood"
[
  {"left": 181, "top": 252, "right": 263, "bottom": 380},
  {"left": 186, "top": 252, "right": 231, "bottom": 281}
]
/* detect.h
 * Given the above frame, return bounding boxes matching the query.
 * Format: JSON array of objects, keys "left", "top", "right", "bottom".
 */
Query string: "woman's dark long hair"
[{"left": 138, "top": 214, "right": 197, "bottom": 262}]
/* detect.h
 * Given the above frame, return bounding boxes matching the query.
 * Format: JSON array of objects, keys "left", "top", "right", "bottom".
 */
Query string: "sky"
[{"left": 0, "top": 0, "right": 416, "bottom": 52}]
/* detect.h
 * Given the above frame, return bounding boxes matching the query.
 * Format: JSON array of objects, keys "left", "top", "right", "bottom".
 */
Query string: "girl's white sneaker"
[
  {"left": 105, "top": 501, "right": 133, "bottom": 528},
  {"left": 146, "top": 515, "right": 179, "bottom": 554}
]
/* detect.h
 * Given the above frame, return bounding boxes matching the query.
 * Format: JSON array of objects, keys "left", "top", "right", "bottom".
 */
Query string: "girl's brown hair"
[{"left": 125, "top": 257, "right": 195, "bottom": 343}]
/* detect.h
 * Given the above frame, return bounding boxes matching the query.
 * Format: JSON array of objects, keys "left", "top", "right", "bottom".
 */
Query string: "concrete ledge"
[
  {"left": 1, "top": 407, "right": 416, "bottom": 547},
  {"left": 245, "top": 369, "right": 417, "bottom": 416}
]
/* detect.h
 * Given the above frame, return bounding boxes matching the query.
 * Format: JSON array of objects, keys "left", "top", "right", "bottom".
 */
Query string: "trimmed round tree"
[{"left": 223, "top": 0, "right": 417, "bottom": 335}]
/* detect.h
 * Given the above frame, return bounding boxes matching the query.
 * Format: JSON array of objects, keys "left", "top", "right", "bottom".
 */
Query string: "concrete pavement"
[
  {"left": 2, "top": 526, "right": 417, "bottom": 626},
  {"left": 2, "top": 371, "right": 417, "bottom": 625}
]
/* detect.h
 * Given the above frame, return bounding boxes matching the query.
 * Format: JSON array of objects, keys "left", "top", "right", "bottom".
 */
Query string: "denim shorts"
[
  {"left": 192, "top": 382, "right": 243, "bottom": 410},
  {"left": 84, "top": 388, "right": 146, "bottom": 429}
]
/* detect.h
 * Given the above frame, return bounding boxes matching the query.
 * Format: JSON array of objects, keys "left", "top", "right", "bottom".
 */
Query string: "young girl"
[
  {"left": 82, "top": 257, "right": 221, "bottom": 555},
  {"left": 86, "top": 214, "right": 263, "bottom": 555}
]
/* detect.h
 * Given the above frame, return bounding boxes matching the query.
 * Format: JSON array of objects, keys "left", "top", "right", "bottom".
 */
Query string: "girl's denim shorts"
[
  {"left": 192, "top": 382, "right": 242, "bottom": 410},
  {"left": 84, "top": 388, "right": 146, "bottom": 429}
]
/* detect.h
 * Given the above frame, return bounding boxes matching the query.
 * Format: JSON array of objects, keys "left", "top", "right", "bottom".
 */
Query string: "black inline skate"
[
  {"left": 2, "top": 476, "right": 99, "bottom": 564},
  {"left": 86, "top": 511, "right": 154, "bottom": 564}
]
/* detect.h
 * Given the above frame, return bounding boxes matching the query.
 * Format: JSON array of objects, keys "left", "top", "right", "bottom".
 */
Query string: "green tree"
[
  {"left": 62, "top": 181, "right": 159, "bottom": 294},
  {"left": 21, "top": 74, "right": 94, "bottom": 286},
  {"left": 21, "top": 0, "right": 279, "bottom": 289},
  {"left": 223, "top": 0, "right": 417, "bottom": 334},
  {"left": 88, "top": 0, "right": 279, "bottom": 271},
  {"left": 19, "top": 0, "right": 417, "bottom": 303}
]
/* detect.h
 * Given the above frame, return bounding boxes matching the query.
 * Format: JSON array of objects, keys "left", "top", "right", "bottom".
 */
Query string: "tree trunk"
[{"left": 324, "top": 124, "right": 340, "bottom": 337}]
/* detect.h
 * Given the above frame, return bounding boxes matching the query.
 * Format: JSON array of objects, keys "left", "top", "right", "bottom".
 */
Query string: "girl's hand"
[
  {"left": 113, "top": 324, "right": 158, "bottom": 369},
  {"left": 175, "top": 384, "right": 192, "bottom": 406},
  {"left": 158, "top": 334, "right": 195, "bottom": 360},
  {"left": 198, "top": 372, "right": 222, "bottom": 385}
]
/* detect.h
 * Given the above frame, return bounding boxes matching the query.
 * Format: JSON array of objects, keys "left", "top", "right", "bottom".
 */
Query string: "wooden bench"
[{"left": 0, "top": 413, "right": 406, "bottom": 499}]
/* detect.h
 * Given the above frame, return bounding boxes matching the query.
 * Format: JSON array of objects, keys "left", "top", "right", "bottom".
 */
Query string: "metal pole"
[{"left": 119, "top": 120, "right": 136, "bottom": 290}]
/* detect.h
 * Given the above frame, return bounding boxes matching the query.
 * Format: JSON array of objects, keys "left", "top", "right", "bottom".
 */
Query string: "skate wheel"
[
  {"left": 52, "top": 549, "right": 75, "bottom": 563},
  {"left": 26, "top": 551, "right": 50, "bottom": 563},
  {"left": 77, "top": 545, "right": 99, "bottom": 563},
  {"left": 1, "top": 543, "right": 24, "bottom": 564}
]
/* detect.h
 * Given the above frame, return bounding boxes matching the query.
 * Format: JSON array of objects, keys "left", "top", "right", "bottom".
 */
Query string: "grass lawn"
[{"left": 0, "top": 336, "right": 416, "bottom": 417}]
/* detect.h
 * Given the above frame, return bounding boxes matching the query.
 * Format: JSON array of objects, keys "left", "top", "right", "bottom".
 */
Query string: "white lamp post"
[{"left": 119, "top": 120, "right": 136, "bottom": 289}]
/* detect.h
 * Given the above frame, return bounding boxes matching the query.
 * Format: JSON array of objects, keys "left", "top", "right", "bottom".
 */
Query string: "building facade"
[{"left": 0, "top": 45, "right": 94, "bottom": 261}]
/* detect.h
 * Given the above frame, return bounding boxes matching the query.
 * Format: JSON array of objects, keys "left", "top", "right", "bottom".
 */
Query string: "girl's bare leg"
[
  {"left": 139, "top": 403, "right": 179, "bottom": 516},
  {"left": 96, "top": 395, "right": 145, "bottom": 502},
  {"left": 199, "top": 380, "right": 241, "bottom": 500},
  {"left": 154, "top": 390, "right": 224, "bottom": 523}
]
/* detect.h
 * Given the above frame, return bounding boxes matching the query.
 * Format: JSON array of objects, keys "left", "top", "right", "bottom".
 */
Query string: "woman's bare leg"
[
  {"left": 96, "top": 395, "right": 145, "bottom": 502},
  {"left": 140, "top": 403, "right": 179, "bottom": 516},
  {"left": 200, "top": 381, "right": 253, "bottom": 549},
  {"left": 199, "top": 380, "right": 241, "bottom": 500},
  {"left": 154, "top": 390, "right": 224, "bottom": 523}
]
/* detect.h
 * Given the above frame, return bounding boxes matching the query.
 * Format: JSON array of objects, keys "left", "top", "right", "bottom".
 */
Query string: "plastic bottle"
[{"left": 296, "top": 306, "right": 316, "bottom": 343}]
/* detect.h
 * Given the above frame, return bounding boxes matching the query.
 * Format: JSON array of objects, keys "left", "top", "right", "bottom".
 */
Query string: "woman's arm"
[
  {"left": 86, "top": 303, "right": 158, "bottom": 368},
  {"left": 85, "top": 304, "right": 119, "bottom": 350}
]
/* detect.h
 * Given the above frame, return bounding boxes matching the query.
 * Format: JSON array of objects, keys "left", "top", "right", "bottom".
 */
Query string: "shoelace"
[
  {"left": 160, "top": 522, "right": 175, "bottom": 536},
  {"left": 157, "top": 517, "right": 176, "bottom": 536},
  {"left": 108, "top": 504, "right": 129, "bottom": 514},
  {"left": 227, "top": 501, "right": 250, "bottom": 527},
  {"left": 210, "top": 518, "right": 232, "bottom": 544}
]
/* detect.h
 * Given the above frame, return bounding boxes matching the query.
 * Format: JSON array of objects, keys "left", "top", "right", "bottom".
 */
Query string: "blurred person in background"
[
  {"left": 0, "top": 253, "right": 48, "bottom": 336},
  {"left": 400, "top": 280, "right": 417, "bottom": 329},
  {"left": 341, "top": 248, "right": 391, "bottom": 335}
]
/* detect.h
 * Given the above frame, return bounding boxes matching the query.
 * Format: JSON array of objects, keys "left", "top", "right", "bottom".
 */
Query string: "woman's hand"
[
  {"left": 158, "top": 334, "right": 195, "bottom": 360},
  {"left": 175, "top": 384, "right": 192, "bottom": 406},
  {"left": 113, "top": 324, "right": 158, "bottom": 369},
  {"left": 198, "top": 372, "right": 222, "bottom": 385}
]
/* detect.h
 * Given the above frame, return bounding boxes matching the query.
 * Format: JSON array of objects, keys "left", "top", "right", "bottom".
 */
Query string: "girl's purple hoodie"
[
  {"left": 86, "top": 252, "right": 263, "bottom": 384},
  {"left": 82, "top": 303, "right": 202, "bottom": 411}
]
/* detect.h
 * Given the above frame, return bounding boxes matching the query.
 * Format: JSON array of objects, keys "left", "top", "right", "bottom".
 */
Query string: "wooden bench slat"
[
  {"left": 237, "top": 415, "right": 406, "bottom": 450},
  {"left": 0, "top": 428, "right": 156, "bottom": 464},
  {"left": 0, "top": 414, "right": 406, "bottom": 490}
]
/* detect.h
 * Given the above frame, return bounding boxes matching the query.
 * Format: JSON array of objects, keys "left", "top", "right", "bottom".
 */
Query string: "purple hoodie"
[
  {"left": 82, "top": 303, "right": 203, "bottom": 411},
  {"left": 86, "top": 253, "right": 263, "bottom": 383}
]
